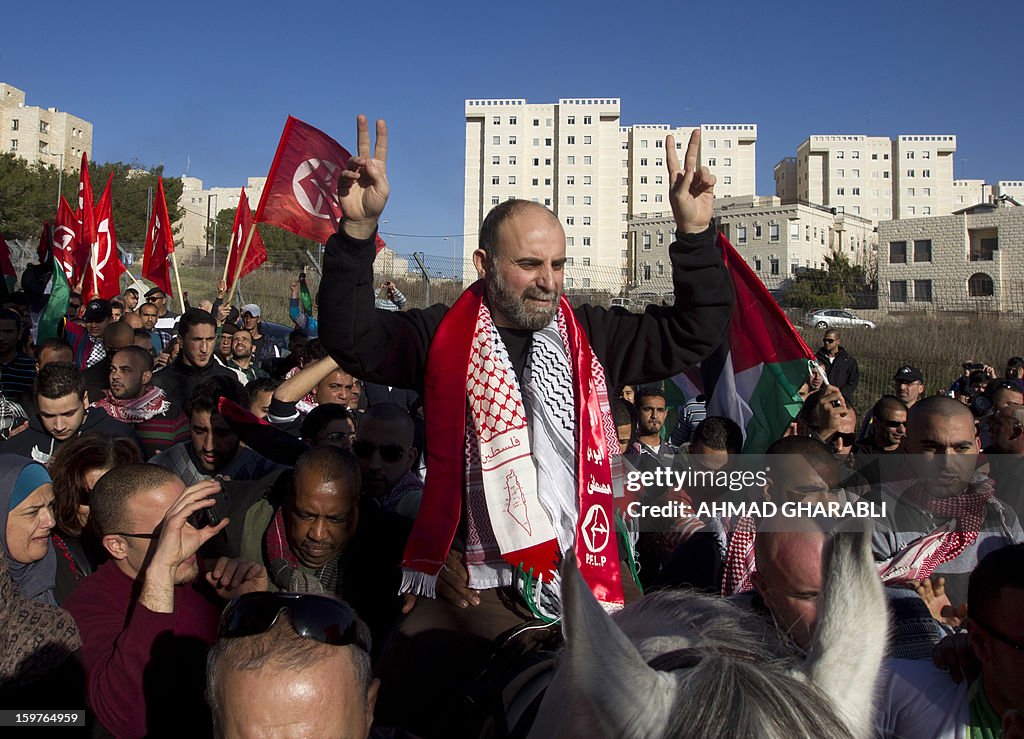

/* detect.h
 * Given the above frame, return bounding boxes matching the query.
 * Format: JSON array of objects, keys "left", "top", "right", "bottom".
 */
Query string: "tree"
[
  {"left": 780, "top": 250, "right": 875, "bottom": 310},
  {"left": 0, "top": 153, "right": 183, "bottom": 243}
]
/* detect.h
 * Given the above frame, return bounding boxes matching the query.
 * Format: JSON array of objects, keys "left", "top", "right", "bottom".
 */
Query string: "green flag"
[
  {"left": 298, "top": 271, "right": 313, "bottom": 314},
  {"left": 37, "top": 260, "right": 70, "bottom": 344}
]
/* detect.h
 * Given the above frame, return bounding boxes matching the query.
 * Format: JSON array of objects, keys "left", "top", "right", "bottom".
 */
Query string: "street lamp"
[
  {"left": 444, "top": 236, "right": 461, "bottom": 281},
  {"left": 49, "top": 152, "right": 64, "bottom": 209}
]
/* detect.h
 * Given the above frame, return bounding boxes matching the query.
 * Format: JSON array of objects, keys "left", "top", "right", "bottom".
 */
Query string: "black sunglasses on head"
[
  {"left": 219, "top": 592, "right": 367, "bottom": 650},
  {"left": 352, "top": 439, "right": 405, "bottom": 463}
]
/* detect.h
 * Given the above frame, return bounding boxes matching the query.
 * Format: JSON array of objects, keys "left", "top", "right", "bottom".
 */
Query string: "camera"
[
  {"left": 830, "top": 399, "right": 843, "bottom": 408},
  {"left": 188, "top": 506, "right": 220, "bottom": 530},
  {"left": 963, "top": 362, "right": 984, "bottom": 371}
]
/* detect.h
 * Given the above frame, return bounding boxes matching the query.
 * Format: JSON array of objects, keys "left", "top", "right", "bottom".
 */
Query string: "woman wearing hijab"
[{"left": 0, "top": 454, "right": 58, "bottom": 605}]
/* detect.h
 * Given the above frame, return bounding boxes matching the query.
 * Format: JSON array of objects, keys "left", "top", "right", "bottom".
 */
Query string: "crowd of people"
[{"left": 1, "top": 116, "right": 1023, "bottom": 738}]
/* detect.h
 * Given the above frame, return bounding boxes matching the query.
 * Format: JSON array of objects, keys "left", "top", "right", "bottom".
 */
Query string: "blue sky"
[{"left": 2, "top": 0, "right": 1020, "bottom": 258}]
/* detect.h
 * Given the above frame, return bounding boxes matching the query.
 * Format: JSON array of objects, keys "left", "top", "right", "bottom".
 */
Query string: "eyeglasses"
[
  {"left": 115, "top": 531, "right": 160, "bottom": 540},
  {"left": 970, "top": 615, "right": 1024, "bottom": 656},
  {"left": 352, "top": 440, "right": 406, "bottom": 463},
  {"left": 879, "top": 418, "right": 907, "bottom": 429},
  {"left": 319, "top": 431, "right": 355, "bottom": 442},
  {"left": 218, "top": 592, "right": 368, "bottom": 650},
  {"left": 822, "top": 338, "right": 837, "bottom": 344}
]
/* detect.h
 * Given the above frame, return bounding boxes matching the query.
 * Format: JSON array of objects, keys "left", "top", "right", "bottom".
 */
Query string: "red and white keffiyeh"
[{"left": 401, "top": 281, "right": 625, "bottom": 613}]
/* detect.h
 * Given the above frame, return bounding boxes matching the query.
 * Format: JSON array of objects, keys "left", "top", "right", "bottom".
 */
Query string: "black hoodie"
[{"left": 2, "top": 407, "right": 142, "bottom": 464}]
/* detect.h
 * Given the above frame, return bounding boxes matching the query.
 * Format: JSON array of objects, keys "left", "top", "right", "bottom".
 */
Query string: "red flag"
[
  {"left": 37, "top": 221, "right": 51, "bottom": 264},
  {"left": 0, "top": 232, "right": 16, "bottom": 293},
  {"left": 226, "top": 188, "right": 268, "bottom": 283},
  {"left": 53, "top": 196, "right": 79, "bottom": 283},
  {"left": 142, "top": 179, "right": 175, "bottom": 295},
  {"left": 82, "top": 172, "right": 125, "bottom": 301},
  {"left": 73, "top": 153, "right": 96, "bottom": 288},
  {"left": 255, "top": 116, "right": 385, "bottom": 251}
]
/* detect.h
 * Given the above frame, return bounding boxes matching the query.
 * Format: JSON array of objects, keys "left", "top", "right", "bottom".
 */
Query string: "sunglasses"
[
  {"left": 351, "top": 439, "right": 405, "bottom": 463},
  {"left": 320, "top": 431, "right": 355, "bottom": 442},
  {"left": 879, "top": 418, "right": 907, "bottom": 429},
  {"left": 822, "top": 338, "right": 837, "bottom": 344},
  {"left": 219, "top": 592, "right": 368, "bottom": 650}
]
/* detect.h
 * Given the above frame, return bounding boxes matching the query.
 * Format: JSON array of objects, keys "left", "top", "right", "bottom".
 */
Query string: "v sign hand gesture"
[
  {"left": 666, "top": 129, "right": 716, "bottom": 234},
  {"left": 339, "top": 115, "right": 389, "bottom": 240}
]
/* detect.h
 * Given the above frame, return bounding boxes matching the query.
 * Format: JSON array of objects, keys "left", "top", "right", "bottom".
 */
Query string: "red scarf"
[
  {"left": 721, "top": 516, "right": 757, "bottom": 596},
  {"left": 403, "top": 281, "right": 623, "bottom": 609}
]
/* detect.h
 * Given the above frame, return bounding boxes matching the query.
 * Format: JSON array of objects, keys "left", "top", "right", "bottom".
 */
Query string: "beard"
[{"left": 486, "top": 266, "right": 561, "bottom": 331}]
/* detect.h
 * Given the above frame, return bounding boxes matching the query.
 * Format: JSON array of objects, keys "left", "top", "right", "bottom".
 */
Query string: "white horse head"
[{"left": 528, "top": 520, "right": 886, "bottom": 738}]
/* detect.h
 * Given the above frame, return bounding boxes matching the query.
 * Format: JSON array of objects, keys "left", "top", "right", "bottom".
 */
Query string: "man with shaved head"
[
  {"left": 872, "top": 395, "right": 1023, "bottom": 612},
  {"left": 82, "top": 320, "right": 137, "bottom": 399}
]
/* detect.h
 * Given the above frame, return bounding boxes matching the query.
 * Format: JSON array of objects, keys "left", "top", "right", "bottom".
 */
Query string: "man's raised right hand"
[
  {"left": 339, "top": 114, "right": 389, "bottom": 241},
  {"left": 148, "top": 480, "right": 229, "bottom": 577}
]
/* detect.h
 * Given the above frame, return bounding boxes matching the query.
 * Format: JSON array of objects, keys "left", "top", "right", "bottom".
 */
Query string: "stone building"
[
  {"left": 0, "top": 83, "right": 91, "bottom": 171},
  {"left": 877, "top": 202, "right": 1024, "bottom": 315}
]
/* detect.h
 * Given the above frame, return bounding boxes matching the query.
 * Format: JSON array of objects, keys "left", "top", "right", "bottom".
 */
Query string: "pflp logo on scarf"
[{"left": 581, "top": 504, "right": 611, "bottom": 559}]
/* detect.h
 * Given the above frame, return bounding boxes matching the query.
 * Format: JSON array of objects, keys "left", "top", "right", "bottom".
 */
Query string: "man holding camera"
[
  {"left": 63, "top": 463, "right": 267, "bottom": 738},
  {"left": 374, "top": 280, "right": 406, "bottom": 311}
]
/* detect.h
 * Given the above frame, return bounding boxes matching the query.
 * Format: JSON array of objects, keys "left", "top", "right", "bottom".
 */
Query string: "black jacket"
[
  {"left": 318, "top": 227, "right": 733, "bottom": 393},
  {"left": 814, "top": 346, "right": 860, "bottom": 399},
  {"left": 2, "top": 407, "right": 142, "bottom": 463},
  {"left": 150, "top": 355, "right": 236, "bottom": 409}
]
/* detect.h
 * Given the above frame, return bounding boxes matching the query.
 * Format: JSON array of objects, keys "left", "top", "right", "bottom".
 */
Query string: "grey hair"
[{"left": 206, "top": 612, "right": 373, "bottom": 732}]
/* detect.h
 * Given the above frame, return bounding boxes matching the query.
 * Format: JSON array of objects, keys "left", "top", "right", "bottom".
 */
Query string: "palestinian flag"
[
  {"left": 36, "top": 256, "right": 71, "bottom": 344},
  {"left": 701, "top": 234, "right": 816, "bottom": 454},
  {"left": 298, "top": 271, "right": 313, "bottom": 314}
]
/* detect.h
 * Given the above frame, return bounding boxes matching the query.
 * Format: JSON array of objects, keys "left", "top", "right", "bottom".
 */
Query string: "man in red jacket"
[{"left": 63, "top": 463, "right": 266, "bottom": 738}]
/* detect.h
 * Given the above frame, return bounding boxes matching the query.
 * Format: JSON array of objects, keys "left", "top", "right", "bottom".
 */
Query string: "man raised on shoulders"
[{"left": 318, "top": 115, "right": 733, "bottom": 736}]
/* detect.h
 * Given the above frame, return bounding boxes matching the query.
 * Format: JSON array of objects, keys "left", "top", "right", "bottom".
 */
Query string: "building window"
[
  {"left": 492, "top": 136, "right": 500, "bottom": 145},
  {"left": 566, "top": 216, "right": 575, "bottom": 225},
  {"left": 852, "top": 151, "right": 860, "bottom": 159},
  {"left": 914, "top": 280, "right": 933, "bottom": 302},
  {"left": 724, "top": 176, "right": 732, "bottom": 185},
  {"left": 837, "top": 187, "right": 845, "bottom": 195},
  {"left": 584, "top": 155, "right": 592, "bottom": 165},
  {"left": 852, "top": 187, "right": 860, "bottom": 195},
  {"left": 9, "top": 140, "right": 17, "bottom": 151},
  {"left": 566, "top": 237, "right": 575, "bottom": 247},
  {"left": 583, "top": 237, "right": 591, "bottom": 246},
  {"left": 906, "top": 151, "right": 915, "bottom": 159},
  {"left": 922, "top": 206, "right": 931, "bottom": 215},
  {"left": 492, "top": 176, "right": 500, "bottom": 185},
  {"left": 754, "top": 224, "right": 762, "bottom": 238},
  {"left": 968, "top": 273, "right": 994, "bottom": 297},
  {"left": 583, "top": 176, "right": 592, "bottom": 185},
  {"left": 724, "top": 157, "right": 732, "bottom": 166},
  {"left": 654, "top": 194, "right": 663, "bottom": 202},
  {"left": 38, "top": 141, "right": 48, "bottom": 153},
  {"left": 508, "top": 136, "right": 516, "bottom": 145},
  {"left": 970, "top": 235, "right": 998, "bottom": 261},
  {"left": 769, "top": 224, "right": 779, "bottom": 242},
  {"left": 640, "top": 194, "right": 648, "bottom": 202},
  {"left": 582, "top": 216, "right": 591, "bottom": 226},
  {"left": 567, "top": 116, "right": 575, "bottom": 125},
  {"left": 10, "top": 120, "right": 18, "bottom": 131},
  {"left": 922, "top": 151, "right": 931, "bottom": 159},
  {"left": 583, "top": 116, "right": 592, "bottom": 125},
  {"left": 492, "top": 156, "right": 500, "bottom": 165},
  {"left": 567, "top": 136, "right": 576, "bottom": 145},
  {"left": 657, "top": 231, "right": 664, "bottom": 245},
  {"left": 770, "top": 258, "right": 779, "bottom": 275},
  {"left": 889, "top": 241, "right": 907, "bottom": 263},
  {"left": 583, "top": 196, "right": 592, "bottom": 205},
  {"left": 640, "top": 158, "right": 648, "bottom": 166},
  {"left": 889, "top": 281, "right": 908, "bottom": 303},
  {"left": 657, "top": 263, "right": 665, "bottom": 276},
  {"left": 643, "top": 233, "right": 652, "bottom": 250},
  {"left": 583, "top": 136, "right": 592, "bottom": 144},
  {"left": 545, "top": 178, "right": 551, "bottom": 185},
  {"left": 567, "top": 175, "right": 575, "bottom": 185},
  {"left": 39, "top": 121, "right": 49, "bottom": 134},
  {"left": 837, "top": 169, "right": 845, "bottom": 177},
  {"left": 922, "top": 169, "right": 931, "bottom": 178},
  {"left": 754, "top": 257, "right": 762, "bottom": 271},
  {"left": 836, "top": 151, "right": 844, "bottom": 159},
  {"left": 491, "top": 196, "right": 499, "bottom": 205},
  {"left": 567, "top": 196, "right": 574, "bottom": 205},
  {"left": 913, "top": 239, "right": 932, "bottom": 262},
  {"left": 790, "top": 223, "right": 800, "bottom": 240},
  {"left": 567, "top": 155, "right": 575, "bottom": 165},
  {"left": 707, "top": 158, "right": 717, "bottom": 167},
  {"left": 509, "top": 116, "right": 517, "bottom": 125},
  {"left": 531, "top": 178, "right": 539, "bottom": 186},
  {"left": 508, "top": 156, "right": 516, "bottom": 165},
  {"left": 907, "top": 170, "right": 915, "bottom": 177},
  {"left": 643, "top": 265, "right": 652, "bottom": 280},
  {"left": 737, "top": 225, "right": 747, "bottom": 244},
  {"left": 582, "top": 257, "right": 591, "bottom": 266}
]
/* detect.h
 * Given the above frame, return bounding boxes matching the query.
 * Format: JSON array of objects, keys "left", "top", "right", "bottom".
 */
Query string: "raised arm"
[{"left": 318, "top": 116, "right": 445, "bottom": 391}]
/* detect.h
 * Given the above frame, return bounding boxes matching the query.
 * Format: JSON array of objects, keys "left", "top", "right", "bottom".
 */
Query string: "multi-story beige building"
[
  {"left": 775, "top": 134, "right": 956, "bottom": 224},
  {"left": 463, "top": 98, "right": 757, "bottom": 292},
  {"left": 877, "top": 201, "right": 1024, "bottom": 314},
  {"left": 995, "top": 181, "right": 1024, "bottom": 205},
  {"left": 952, "top": 179, "right": 992, "bottom": 208},
  {"left": 628, "top": 195, "right": 874, "bottom": 295},
  {"left": 0, "top": 83, "right": 91, "bottom": 171},
  {"left": 178, "top": 177, "right": 267, "bottom": 253}
]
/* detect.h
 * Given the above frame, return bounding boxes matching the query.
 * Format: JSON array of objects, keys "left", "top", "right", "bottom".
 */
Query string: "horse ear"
[
  {"left": 802, "top": 519, "right": 887, "bottom": 739},
  {"left": 561, "top": 552, "right": 677, "bottom": 738}
]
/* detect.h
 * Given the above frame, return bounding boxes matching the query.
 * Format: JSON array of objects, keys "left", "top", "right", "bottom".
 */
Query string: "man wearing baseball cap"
[
  {"left": 61, "top": 298, "right": 112, "bottom": 369},
  {"left": 240, "top": 304, "right": 279, "bottom": 364},
  {"left": 892, "top": 366, "right": 925, "bottom": 409}
]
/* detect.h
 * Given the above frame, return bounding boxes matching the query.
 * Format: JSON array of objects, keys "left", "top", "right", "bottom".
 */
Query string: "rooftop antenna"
[{"left": 185, "top": 155, "right": 191, "bottom": 178}]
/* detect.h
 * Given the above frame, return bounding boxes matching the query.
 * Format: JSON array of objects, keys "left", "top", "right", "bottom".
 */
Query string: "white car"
[{"left": 805, "top": 309, "right": 876, "bottom": 330}]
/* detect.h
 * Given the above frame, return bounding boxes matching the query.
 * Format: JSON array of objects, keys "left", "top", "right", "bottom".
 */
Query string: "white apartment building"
[
  {"left": 877, "top": 202, "right": 1024, "bottom": 314},
  {"left": 775, "top": 134, "right": 956, "bottom": 224},
  {"left": 0, "top": 83, "right": 91, "bottom": 171},
  {"left": 953, "top": 179, "right": 992, "bottom": 208},
  {"left": 463, "top": 98, "right": 756, "bottom": 292},
  {"left": 995, "top": 181, "right": 1024, "bottom": 204},
  {"left": 178, "top": 176, "right": 267, "bottom": 253},
  {"left": 628, "top": 196, "right": 874, "bottom": 295}
]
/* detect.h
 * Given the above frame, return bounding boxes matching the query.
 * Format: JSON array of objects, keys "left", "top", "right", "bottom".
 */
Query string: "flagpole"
[
  {"left": 226, "top": 224, "right": 257, "bottom": 305},
  {"left": 221, "top": 230, "right": 235, "bottom": 283},
  {"left": 170, "top": 250, "right": 186, "bottom": 314}
]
